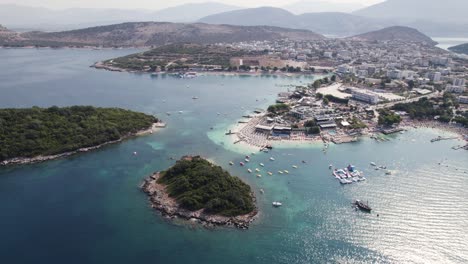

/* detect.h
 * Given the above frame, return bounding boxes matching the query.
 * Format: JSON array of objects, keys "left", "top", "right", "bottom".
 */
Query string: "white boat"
[
  {"left": 292, "top": 165, "right": 298, "bottom": 169},
  {"left": 260, "top": 189, "right": 265, "bottom": 194},
  {"left": 385, "top": 170, "right": 392, "bottom": 175},
  {"left": 260, "top": 163, "right": 265, "bottom": 167},
  {"left": 255, "top": 168, "right": 260, "bottom": 172},
  {"left": 370, "top": 162, "right": 376, "bottom": 166},
  {"left": 192, "top": 96, "right": 199, "bottom": 100},
  {"left": 270, "top": 157, "right": 275, "bottom": 161},
  {"left": 284, "top": 170, "right": 289, "bottom": 174},
  {"left": 256, "top": 174, "right": 262, "bottom": 178},
  {"left": 268, "top": 172, "right": 273, "bottom": 176},
  {"left": 178, "top": 111, "right": 183, "bottom": 114},
  {"left": 229, "top": 161, "right": 234, "bottom": 165},
  {"left": 245, "top": 159, "right": 250, "bottom": 162},
  {"left": 272, "top": 201, "right": 282, "bottom": 207},
  {"left": 278, "top": 171, "right": 284, "bottom": 174},
  {"left": 247, "top": 169, "right": 252, "bottom": 173}
]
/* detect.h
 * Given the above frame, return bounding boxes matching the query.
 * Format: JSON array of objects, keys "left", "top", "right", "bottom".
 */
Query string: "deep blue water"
[{"left": 0, "top": 48, "right": 467, "bottom": 264}]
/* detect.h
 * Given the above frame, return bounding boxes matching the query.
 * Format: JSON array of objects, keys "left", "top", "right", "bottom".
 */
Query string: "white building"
[
  {"left": 387, "top": 70, "right": 402, "bottom": 80},
  {"left": 445, "top": 85, "right": 466, "bottom": 93},
  {"left": 458, "top": 96, "right": 468, "bottom": 104},
  {"left": 351, "top": 89, "right": 380, "bottom": 104},
  {"left": 453, "top": 78, "right": 466, "bottom": 87},
  {"left": 324, "top": 51, "right": 333, "bottom": 58}
]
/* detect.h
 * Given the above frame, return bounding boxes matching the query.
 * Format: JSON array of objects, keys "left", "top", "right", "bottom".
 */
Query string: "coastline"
[
  {"left": 92, "top": 61, "right": 323, "bottom": 77},
  {"left": 141, "top": 171, "right": 258, "bottom": 229},
  {"left": 0, "top": 122, "right": 165, "bottom": 167}
]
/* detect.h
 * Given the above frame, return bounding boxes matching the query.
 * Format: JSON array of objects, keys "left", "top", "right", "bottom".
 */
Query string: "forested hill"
[
  {"left": 0, "top": 106, "right": 157, "bottom": 162},
  {"left": 157, "top": 156, "right": 255, "bottom": 217},
  {"left": 5, "top": 22, "right": 324, "bottom": 47}
]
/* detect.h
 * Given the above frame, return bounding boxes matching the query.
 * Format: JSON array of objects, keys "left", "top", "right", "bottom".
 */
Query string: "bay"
[{"left": 0, "top": 48, "right": 467, "bottom": 264}]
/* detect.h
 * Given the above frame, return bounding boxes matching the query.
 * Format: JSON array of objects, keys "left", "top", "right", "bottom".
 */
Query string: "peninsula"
[
  {"left": 0, "top": 106, "right": 160, "bottom": 166},
  {"left": 141, "top": 156, "right": 257, "bottom": 229}
]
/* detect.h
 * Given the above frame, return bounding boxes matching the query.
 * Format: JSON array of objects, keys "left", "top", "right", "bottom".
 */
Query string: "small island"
[
  {"left": 141, "top": 156, "right": 257, "bottom": 229},
  {"left": 0, "top": 106, "right": 160, "bottom": 166}
]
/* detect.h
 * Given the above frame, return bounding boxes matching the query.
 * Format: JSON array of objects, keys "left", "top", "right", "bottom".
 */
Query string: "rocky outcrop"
[{"left": 141, "top": 172, "right": 258, "bottom": 229}]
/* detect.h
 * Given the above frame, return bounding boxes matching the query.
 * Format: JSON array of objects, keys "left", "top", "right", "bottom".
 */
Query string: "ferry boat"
[
  {"left": 272, "top": 201, "right": 282, "bottom": 207},
  {"left": 354, "top": 200, "right": 372, "bottom": 212}
]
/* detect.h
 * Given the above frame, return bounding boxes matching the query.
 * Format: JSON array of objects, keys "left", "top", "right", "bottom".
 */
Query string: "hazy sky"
[{"left": 0, "top": 0, "right": 384, "bottom": 10}]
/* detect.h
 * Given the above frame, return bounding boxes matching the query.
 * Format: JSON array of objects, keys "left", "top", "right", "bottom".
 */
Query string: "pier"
[{"left": 430, "top": 136, "right": 458, "bottom": 143}]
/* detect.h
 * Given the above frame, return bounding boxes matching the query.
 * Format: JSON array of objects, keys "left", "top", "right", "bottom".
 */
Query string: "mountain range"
[
  {"left": 1, "top": 1, "right": 467, "bottom": 37},
  {"left": 1, "top": 22, "right": 324, "bottom": 47},
  {"left": 0, "top": 3, "right": 241, "bottom": 31}
]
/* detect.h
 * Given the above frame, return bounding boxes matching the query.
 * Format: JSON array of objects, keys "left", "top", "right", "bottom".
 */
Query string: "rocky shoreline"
[
  {"left": 0, "top": 122, "right": 163, "bottom": 167},
  {"left": 141, "top": 172, "right": 258, "bottom": 230}
]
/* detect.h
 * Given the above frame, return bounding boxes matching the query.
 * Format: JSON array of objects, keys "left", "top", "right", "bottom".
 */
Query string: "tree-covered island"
[
  {"left": 141, "top": 156, "right": 257, "bottom": 229},
  {"left": 0, "top": 106, "right": 159, "bottom": 165}
]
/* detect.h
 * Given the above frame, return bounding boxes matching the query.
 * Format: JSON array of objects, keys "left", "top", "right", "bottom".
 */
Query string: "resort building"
[
  {"left": 351, "top": 89, "right": 380, "bottom": 104},
  {"left": 458, "top": 96, "right": 468, "bottom": 104}
]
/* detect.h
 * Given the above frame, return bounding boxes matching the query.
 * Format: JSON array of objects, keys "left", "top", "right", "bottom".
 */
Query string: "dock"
[{"left": 430, "top": 136, "right": 458, "bottom": 143}]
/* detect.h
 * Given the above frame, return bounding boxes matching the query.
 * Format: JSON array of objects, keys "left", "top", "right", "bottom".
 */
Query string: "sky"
[{"left": 0, "top": 0, "right": 384, "bottom": 10}]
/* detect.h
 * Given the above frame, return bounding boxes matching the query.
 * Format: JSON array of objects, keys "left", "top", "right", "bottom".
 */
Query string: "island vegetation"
[
  {"left": 141, "top": 156, "right": 257, "bottom": 229},
  {"left": 0, "top": 106, "right": 158, "bottom": 163},
  {"left": 378, "top": 109, "right": 402, "bottom": 126},
  {"left": 267, "top": 103, "right": 290, "bottom": 115},
  {"left": 157, "top": 156, "right": 255, "bottom": 216}
]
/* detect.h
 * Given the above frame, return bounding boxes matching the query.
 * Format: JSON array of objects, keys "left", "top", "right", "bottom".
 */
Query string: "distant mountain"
[
  {"left": 354, "top": 0, "right": 468, "bottom": 24},
  {"left": 283, "top": 0, "right": 365, "bottom": 14},
  {"left": 199, "top": 7, "right": 392, "bottom": 36},
  {"left": 0, "top": 3, "right": 242, "bottom": 31},
  {"left": 448, "top": 43, "right": 468, "bottom": 55},
  {"left": 152, "top": 2, "right": 241, "bottom": 22},
  {"left": 350, "top": 26, "right": 437, "bottom": 45},
  {"left": 5, "top": 22, "right": 324, "bottom": 47}
]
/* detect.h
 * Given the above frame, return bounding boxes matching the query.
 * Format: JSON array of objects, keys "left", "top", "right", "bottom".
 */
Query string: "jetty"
[{"left": 430, "top": 136, "right": 458, "bottom": 143}]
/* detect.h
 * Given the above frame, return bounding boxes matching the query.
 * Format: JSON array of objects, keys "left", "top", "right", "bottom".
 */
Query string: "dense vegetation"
[
  {"left": 392, "top": 95, "right": 467, "bottom": 127},
  {"left": 157, "top": 156, "right": 255, "bottom": 217},
  {"left": 267, "top": 103, "right": 290, "bottom": 115},
  {"left": 304, "top": 120, "right": 320, "bottom": 134},
  {"left": 108, "top": 43, "right": 262, "bottom": 71},
  {"left": 0, "top": 106, "right": 157, "bottom": 161},
  {"left": 378, "top": 109, "right": 402, "bottom": 126}
]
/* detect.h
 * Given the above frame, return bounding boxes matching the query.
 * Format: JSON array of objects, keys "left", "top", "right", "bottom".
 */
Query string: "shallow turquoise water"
[{"left": 0, "top": 48, "right": 467, "bottom": 264}]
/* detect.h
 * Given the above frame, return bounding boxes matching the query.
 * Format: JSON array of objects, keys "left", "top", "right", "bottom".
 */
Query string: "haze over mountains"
[{"left": 0, "top": 0, "right": 467, "bottom": 37}]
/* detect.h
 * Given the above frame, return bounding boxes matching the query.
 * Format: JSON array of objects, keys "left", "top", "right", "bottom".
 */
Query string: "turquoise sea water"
[{"left": 0, "top": 48, "right": 467, "bottom": 264}]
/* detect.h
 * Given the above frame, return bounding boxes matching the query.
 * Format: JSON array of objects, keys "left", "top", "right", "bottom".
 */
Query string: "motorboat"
[
  {"left": 256, "top": 174, "right": 262, "bottom": 178},
  {"left": 229, "top": 161, "right": 234, "bottom": 165},
  {"left": 240, "top": 162, "right": 245, "bottom": 166},
  {"left": 292, "top": 165, "right": 298, "bottom": 169},
  {"left": 260, "top": 163, "right": 265, "bottom": 167},
  {"left": 268, "top": 172, "right": 273, "bottom": 176},
  {"left": 354, "top": 200, "right": 372, "bottom": 212},
  {"left": 247, "top": 169, "right": 252, "bottom": 173},
  {"left": 272, "top": 201, "right": 282, "bottom": 207},
  {"left": 370, "top": 162, "right": 376, "bottom": 166},
  {"left": 278, "top": 171, "right": 284, "bottom": 174},
  {"left": 270, "top": 157, "right": 275, "bottom": 161},
  {"left": 255, "top": 168, "right": 260, "bottom": 172},
  {"left": 245, "top": 159, "right": 250, "bottom": 162},
  {"left": 284, "top": 170, "right": 289, "bottom": 174}
]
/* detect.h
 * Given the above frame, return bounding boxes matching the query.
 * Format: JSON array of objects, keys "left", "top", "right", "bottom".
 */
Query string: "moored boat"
[
  {"left": 272, "top": 201, "right": 282, "bottom": 207},
  {"left": 354, "top": 200, "right": 372, "bottom": 212}
]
